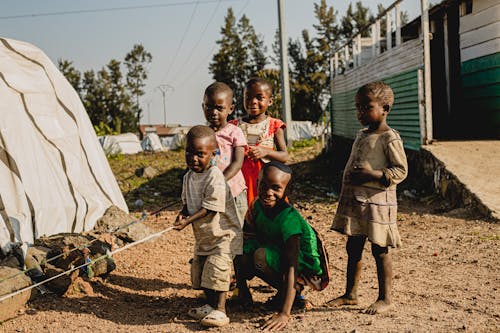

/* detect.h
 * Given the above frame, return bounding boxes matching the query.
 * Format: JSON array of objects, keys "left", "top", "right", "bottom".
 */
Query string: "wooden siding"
[
  {"left": 459, "top": 1, "right": 500, "bottom": 62},
  {"left": 333, "top": 38, "right": 423, "bottom": 92},
  {"left": 460, "top": 52, "right": 500, "bottom": 137},
  {"left": 330, "top": 68, "right": 422, "bottom": 150}
]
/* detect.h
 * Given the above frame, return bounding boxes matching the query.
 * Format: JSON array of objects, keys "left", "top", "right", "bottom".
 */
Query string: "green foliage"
[
  {"left": 59, "top": 44, "right": 152, "bottom": 134},
  {"left": 292, "top": 137, "right": 318, "bottom": 149},
  {"left": 210, "top": 8, "right": 267, "bottom": 118},
  {"left": 285, "top": 0, "right": 338, "bottom": 123},
  {"left": 93, "top": 121, "right": 118, "bottom": 136},
  {"left": 125, "top": 44, "right": 153, "bottom": 124}
]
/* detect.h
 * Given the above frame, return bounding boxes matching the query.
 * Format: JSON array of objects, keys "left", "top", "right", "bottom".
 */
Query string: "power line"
[
  {"left": 159, "top": 1, "right": 201, "bottom": 85},
  {"left": 176, "top": 0, "right": 251, "bottom": 87},
  {"left": 0, "top": 0, "right": 241, "bottom": 20},
  {"left": 171, "top": 0, "right": 222, "bottom": 81}
]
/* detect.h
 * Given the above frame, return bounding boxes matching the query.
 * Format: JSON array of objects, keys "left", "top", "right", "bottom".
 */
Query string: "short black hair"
[
  {"left": 204, "top": 82, "right": 233, "bottom": 100},
  {"left": 262, "top": 160, "right": 292, "bottom": 175},
  {"left": 245, "top": 77, "right": 273, "bottom": 95},
  {"left": 356, "top": 81, "right": 394, "bottom": 110},
  {"left": 186, "top": 125, "right": 216, "bottom": 142}
]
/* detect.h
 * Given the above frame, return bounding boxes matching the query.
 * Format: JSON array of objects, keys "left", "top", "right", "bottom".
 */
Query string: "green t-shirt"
[{"left": 243, "top": 200, "right": 322, "bottom": 276}]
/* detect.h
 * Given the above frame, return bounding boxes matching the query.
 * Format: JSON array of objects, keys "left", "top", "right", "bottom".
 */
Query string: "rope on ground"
[
  {"left": 0, "top": 225, "right": 176, "bottom": 303},
  {"left": 0, "top": 199, "right": 180, "bottom": 285}
]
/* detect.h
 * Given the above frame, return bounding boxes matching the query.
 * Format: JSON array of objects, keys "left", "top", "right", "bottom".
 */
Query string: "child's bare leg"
[
  {"left": 327, "top": 236, "right": 365, "bottom": 307},
  {"left": 254, "top": 248, "right": 282, "bottom": 290},
  {"left": 365, "top": 244, "right": 393, "bottom": 314},
  {"left": 205, "top": 289, "right": 228, "bottom": 313},
  {"left": 234, "top": 254, "right": 253, "bottom": 302}
]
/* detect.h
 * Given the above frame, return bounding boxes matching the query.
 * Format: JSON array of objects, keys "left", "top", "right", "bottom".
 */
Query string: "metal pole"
[
  {"left": 421, "top": 0, "right": 433, "bottom": 143},
  {"left": 277, "top": 0, "right": 293, "bottom": 147},
  {"left": 156, "top": 84, "right": 174, "bottom": 127}
]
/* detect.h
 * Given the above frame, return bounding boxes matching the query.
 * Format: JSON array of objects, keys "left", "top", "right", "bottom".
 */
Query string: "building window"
[{"left": 460, "top": 0, "right": 473, "bottom": 16}]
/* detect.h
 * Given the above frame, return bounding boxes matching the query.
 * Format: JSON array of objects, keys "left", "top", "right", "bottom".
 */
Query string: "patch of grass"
[{"left": 290, "top": 138, "right": 318, "bottom": 151}]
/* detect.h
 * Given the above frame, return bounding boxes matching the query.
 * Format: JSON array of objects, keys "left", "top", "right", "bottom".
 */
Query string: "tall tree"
[
  {"left": 288, "top": 30, "right": 325, "bottom": 122},
  {"left": 124, "top": 44, "right": 152, "bottom": 124},
  {"left": 210, "top": 8, "right": 266, "bottom": 117},
  {"left": 58, "top": 59, "right": 82, "bottom": 96},
  {"left": 59, "top": 45, "right": 152, "bottom": 134},
  {"left": 341, "top": 1, "right": 371, "bottom": 40}
]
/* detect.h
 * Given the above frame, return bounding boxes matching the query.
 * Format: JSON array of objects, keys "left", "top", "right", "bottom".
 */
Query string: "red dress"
[{"left": 230, "top": 117, "right": 286, "bottom": 206}]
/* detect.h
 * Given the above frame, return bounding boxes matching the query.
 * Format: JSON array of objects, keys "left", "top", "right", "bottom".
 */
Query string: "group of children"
[{"left": 172, "top": 78, "right": 408, "bottom": 330}]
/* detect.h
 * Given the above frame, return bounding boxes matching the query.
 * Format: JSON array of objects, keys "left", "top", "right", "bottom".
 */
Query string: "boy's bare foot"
[
  {"left": 364, "top": 299, "right": 393, "bottom": 314},
  {"left": 324, "top": 295, "right": 358, "bottom": 307}
]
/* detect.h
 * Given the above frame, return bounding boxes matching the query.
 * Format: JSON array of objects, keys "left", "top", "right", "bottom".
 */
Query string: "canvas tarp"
[
  {"left": 141, "top": 132, "right": 164, "bottom": 152},
  {"left": 0, "top": 37, "right": 128, "bottom": 253},
  {"left": 100, "top": 133, "right": 143, "bottom": 155},
  {"left": 288, "top": 121, "right": 327, "bottom": 141}
]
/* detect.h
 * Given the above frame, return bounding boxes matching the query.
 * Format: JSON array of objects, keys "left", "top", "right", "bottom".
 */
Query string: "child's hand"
[
  {"left": 348, "top": 166, "right": 381, "bottom": 185},
  {"left": 261, "top": 312, "right": 290, "bottom": 331},
  {"left": 247, "top": 146, "right": 268, "bottom": 160},
  {"left": 174, "top": 213, "right": 189, "bottom": 231}
]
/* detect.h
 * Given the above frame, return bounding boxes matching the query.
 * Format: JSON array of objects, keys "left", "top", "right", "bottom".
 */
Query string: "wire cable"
[
  {"left": 170, "top": 0, "right": 222, "bottom": 82},
  {"left": 176, "top": 0, "right": 251, "bottom": 87},
  {"left": 159, "top": 1, "right": 201, "bottom": 85},
  {"left": 0, "top": 225, "right": 176, "bottom": 303},
  {"left": 0, "top": 0, "right": 240, "bottom": 20}
]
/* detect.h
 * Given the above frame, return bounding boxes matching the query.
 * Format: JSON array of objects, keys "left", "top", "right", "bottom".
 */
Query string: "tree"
[
  {"left": 124, "top": 44, "right": 152, "bottom": 124},
  {"left": 210, "top": 8, "right": 267, "bottom": 117},
  {"left": 58, "top": 59, "right": 82, "bottom": 96},
  {"left": 288, "top": 30, "right": 326, "bottom": 122},
  {"left": 340, "top": 1, "right": 371, "bottom": 40},
  {"left": 58, "top": 45, "right": 152, "bottom": 134}
]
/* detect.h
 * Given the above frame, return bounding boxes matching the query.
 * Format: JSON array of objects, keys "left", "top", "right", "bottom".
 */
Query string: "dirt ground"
[{"left": 1, "top": 146, "right": 499, "bottom": 333}]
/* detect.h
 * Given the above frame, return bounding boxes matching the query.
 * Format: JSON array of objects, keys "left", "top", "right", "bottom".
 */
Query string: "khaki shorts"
[{"left": 191, "top": 253, "right": 233, "bottom": 291}]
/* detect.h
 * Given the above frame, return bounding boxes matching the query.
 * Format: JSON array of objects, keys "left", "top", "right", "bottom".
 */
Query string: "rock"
[
  {"left": 134, "top": 199, "right": 144, "bottom": 208},
  {"left": 0, "top": 266, "right": 32, "bottom": 321},
  {"left": 43, "top": 263, "right": 77, "bottom": 295},
  {"left": 63, "top": 277, "right": 94, "bottom": 298},
  {"left": 93, "top": 206, "right": 152, "bottom": 243},
  {"left": 135, "top": 166, "right": 158, "bottom": 179}
]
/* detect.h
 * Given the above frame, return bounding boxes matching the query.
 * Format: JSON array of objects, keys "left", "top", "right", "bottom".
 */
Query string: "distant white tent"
[
  {"left": 0, "top": 37, "right": 128, "bottom": 253},
  {"left": 288, "top": 121, "right": 327, "bottom": 141},
  {"left": 100, "top": 133, "right": 143, "bottom": 155},
  {"left": 141, "top": 132, "right": 164, "bottom": 152}
]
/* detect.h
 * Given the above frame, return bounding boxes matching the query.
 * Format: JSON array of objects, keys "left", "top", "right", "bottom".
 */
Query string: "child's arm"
[
  {"left": 262, "top": 234, "right": 300, "bottom": 331},
  {"left": 174, "top": 207, "right": 216, "bottom": 231},
  {"left": 349, "top": 138, "right": 407, "bottom": 186},
  {"left": 247, "top": 127, "right": 289, "bottom": 163},
  {"left": 222, "top": 146, "right": 244, "bottom": 181}
]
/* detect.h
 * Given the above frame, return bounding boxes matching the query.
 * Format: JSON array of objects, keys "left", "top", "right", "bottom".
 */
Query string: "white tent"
[
  {"left": 0, "top": 37, "right": 128, "bottom": 253},
  {"left": 288, "top": 121, "right": 327, "bottom": 141},
  {"left": 100, "top": 133, "right": 143, "bottom": 155},
  {"left": 141, "top": 132, "right": 164, "bottom": 152}
]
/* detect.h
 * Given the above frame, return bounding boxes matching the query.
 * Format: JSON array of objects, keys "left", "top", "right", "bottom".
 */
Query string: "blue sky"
[{"left": 0, "top": 0, "right": 421, "bottom": 127}]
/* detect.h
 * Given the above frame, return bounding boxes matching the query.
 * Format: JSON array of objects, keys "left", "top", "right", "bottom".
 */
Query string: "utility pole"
[
  {"left": 146, "top": 99, "right": 152, "bottom": 124},
  {"left": 277, "top": 0, "right": 293, "bottom": 147},
  {"left": 156, "top": 84, "right": 174, "bottom": 126}
]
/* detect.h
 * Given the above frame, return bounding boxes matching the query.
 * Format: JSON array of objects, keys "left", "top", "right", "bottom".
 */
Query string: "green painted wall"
[
  {"left": 329, "top": 68, "right": 421, "bottom": 150},
  {"left": 460, "top": 52, "right": 500, "bottom": 138}
]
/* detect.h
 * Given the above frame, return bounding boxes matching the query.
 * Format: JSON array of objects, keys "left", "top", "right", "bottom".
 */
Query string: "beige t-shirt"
[
  {"left": 182, "top": 166, "right": 243, "bottom": 256},
  {"left": 344, "top": 128, "right": 408, "bottom": 190}
]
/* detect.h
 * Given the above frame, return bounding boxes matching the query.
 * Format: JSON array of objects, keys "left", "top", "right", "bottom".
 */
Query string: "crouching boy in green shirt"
[{"left": 235, "top": 161, "right": 329, "bottom": 331}]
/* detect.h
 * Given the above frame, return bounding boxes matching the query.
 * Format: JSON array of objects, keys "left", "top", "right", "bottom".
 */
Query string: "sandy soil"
[{"left": 1, "top": 147, "right": 499, "bottom": 333}]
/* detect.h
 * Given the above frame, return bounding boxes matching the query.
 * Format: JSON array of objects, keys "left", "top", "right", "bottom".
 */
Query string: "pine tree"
[
  {"left": 124, "top": 44, "right": 152, "bottom": 124},
  {"left": 210, "top": 8, "right": 266, "bottom": 117}
]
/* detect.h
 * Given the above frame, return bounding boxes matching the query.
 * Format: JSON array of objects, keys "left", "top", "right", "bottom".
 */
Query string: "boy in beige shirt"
[{"left": 174, "top": 125, "right": 242, "bottom": 327}]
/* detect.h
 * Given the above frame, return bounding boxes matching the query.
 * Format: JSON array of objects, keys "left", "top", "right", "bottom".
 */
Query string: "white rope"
[{"left": 0, "top": 226, "right": 176, "bottom": 303}]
